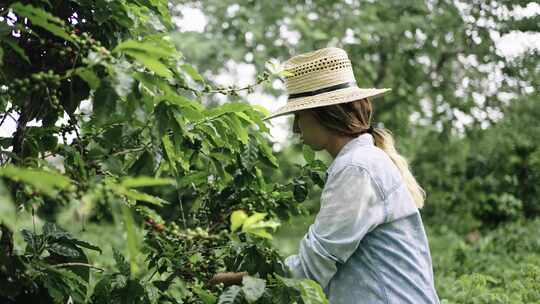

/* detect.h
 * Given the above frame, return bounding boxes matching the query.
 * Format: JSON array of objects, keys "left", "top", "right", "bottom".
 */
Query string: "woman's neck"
[{"left": 326, "top": 135, "right": 356, "bottom": 158}]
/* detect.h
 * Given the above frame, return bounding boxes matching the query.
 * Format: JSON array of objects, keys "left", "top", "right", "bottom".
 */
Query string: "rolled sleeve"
[{"left": 285, "top": 165, "right": 385, "bottom": 288}]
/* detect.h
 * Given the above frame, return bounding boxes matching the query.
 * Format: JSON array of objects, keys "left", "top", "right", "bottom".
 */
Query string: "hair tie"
[{"left": 366, "top": 126, "right": 374, "bottom": 134}]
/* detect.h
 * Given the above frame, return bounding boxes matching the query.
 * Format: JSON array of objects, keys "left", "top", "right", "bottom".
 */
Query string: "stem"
[
  {"left": 0, "top": 108, "right": 13, "bottom": 128},
  {"left": 112, "top": 144, "right": 151, "bottom": 156},
  {"left": 52, "top": 262, "right": 104, "bottom": 272}
]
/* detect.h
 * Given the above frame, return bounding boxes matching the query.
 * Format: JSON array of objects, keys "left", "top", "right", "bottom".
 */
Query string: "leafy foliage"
[{"left": 0, "top": 1, "right": 328, "bottom": 303}]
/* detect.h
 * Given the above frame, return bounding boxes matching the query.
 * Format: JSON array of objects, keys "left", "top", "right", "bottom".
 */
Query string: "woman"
[{"left": 213, "top": 47, "right": 440, "bottom": 303}]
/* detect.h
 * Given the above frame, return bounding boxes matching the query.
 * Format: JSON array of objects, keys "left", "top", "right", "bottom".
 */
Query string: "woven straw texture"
[{"left": 264, "top": 47, "right": 391, "bottom": 120}]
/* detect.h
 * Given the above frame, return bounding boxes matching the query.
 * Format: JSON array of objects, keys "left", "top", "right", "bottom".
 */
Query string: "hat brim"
[{"left": 263, "top": 86, "right": 391, "bottom": 121}]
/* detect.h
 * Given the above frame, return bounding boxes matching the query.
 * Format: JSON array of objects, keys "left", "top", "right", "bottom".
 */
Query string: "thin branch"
[
  {"left": 112, "top": 144, "right": 151, "bottom": 156},
  {"left": 0, "top": 111, "right": 10, "bottom": 128},
  {"left": 51, "top": 262, "right": 105, "bottom": 272}
]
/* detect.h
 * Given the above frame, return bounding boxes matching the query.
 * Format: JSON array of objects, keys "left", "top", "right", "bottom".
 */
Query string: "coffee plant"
[{"left": 0, "top": 1, "right": 329, "bottom": 303}]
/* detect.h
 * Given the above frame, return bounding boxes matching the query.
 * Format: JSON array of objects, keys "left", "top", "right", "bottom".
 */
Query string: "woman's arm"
[{"left": 285, "top": 165, "right": 385, "bottom": 289}]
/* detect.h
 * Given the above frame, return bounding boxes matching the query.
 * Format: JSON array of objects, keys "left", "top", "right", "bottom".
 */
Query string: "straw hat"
[{"left": 264, "top": 47, "right": 391, "bottom": 120}]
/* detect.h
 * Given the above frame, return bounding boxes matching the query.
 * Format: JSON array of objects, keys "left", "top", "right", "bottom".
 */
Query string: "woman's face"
[{"left": 293, "top": 110, "right": 329, "bottom": 151}]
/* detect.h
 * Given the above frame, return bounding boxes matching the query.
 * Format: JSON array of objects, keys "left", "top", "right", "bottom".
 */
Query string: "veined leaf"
[
  {"left": 257, "top": 137, "right": 278, "bottom": 168},
  {"left": 10, "top": 3, "right": 75, "bottom": 44},
  {"left": 240, "top": 212, "right": 280, "bottom": 240},
  {"left": 230, "top": 210, "right": 248, "bottom": 232},
  {"left": 48, "top": 242, "right": 81, "bottom": 258},
  {"left": 217, "top": 286, "right": 241, "bottom": 304},
  {"left": 113, "top": 247, "right": 131, "bottom": 277},
  {"left": 298, "top": 279, "right": 329, "bottom": 304},
  {"left": 204, "top": 103, "right": 252, "bottom": 121},
  {"left": 242, "top": 212, "right": 267, "bottom": 229},
  {"left": 225, "top": 115, "right": 249, "bottom": 145},
  {"left": 242, "top": 276, "right": 266, "bottom": 303},
  {"left": 124, "top": 49, "right": 172, "bottom": 78},
  {"left": 275, "top": 276, "right": 328, "bottom": 304},
  {"left": 162, "top": 94, "right": 204, "bottom": 111},
  {"left": 161, "top": 134, "right": 178, "bottom": 175},
  {"left": 113, "top": 39, "right": 171, "bottom": 58},
  {"left": 0, "top": 165, "right": 72, "bottom": 196}
]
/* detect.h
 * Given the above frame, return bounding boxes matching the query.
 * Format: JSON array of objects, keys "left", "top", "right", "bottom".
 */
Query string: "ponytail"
[
  {"left": 310, "top": 98, "right": 426, "bottom": 209},
  {"left": 371, "top": 128, "right": 425, "bottom": 209}
]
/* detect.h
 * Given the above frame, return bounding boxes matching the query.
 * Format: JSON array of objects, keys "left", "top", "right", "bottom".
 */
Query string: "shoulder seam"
[{"left": 328, "top": 164, "right": 386, "bottom": 201}]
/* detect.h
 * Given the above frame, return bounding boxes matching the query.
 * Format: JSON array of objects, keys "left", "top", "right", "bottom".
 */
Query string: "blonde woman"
[{"left": 213, "top": 47, "right": 440, "bottom": 304}]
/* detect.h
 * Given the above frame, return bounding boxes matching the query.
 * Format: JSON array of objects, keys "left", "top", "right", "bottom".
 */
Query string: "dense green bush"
[
  {"left": 431, "top": 220, "right": 540, "bottom": 303},
  {"left": 0, "top": 1, "right": 328, "bottom": 303}
]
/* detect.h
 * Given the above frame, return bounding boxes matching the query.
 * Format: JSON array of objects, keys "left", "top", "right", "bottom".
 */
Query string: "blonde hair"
[{"left": 310, "top": 98, "right": 426, "bottom": 208}]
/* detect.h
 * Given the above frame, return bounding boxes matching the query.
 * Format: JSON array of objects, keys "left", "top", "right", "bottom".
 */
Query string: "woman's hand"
[{"left": 209, "top": 271, "right": 248, "bottom": 286}]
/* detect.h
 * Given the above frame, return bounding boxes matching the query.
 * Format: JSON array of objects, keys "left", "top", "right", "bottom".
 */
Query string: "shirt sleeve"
[{"left": 285, "top": 165, "right": 385, "bottom": 289}]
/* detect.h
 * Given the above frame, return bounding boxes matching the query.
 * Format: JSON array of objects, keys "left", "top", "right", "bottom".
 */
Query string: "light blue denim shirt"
[{"left": 285, "top": 133, "right": 440, "bottom": 304}]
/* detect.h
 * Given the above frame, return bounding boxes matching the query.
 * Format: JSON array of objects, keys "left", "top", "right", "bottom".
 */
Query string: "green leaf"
[
  {"left": 257, "top": 138, "right": 278, "bottom": 168},
  {"left": 203, "top": 103, "right": 253, "bottom": 122},
  {"left": 0, "top": 165, "right": 72, "bottom": 196},
  {"left": 242, "top": 212, "right": 267, "bottom": 229},
  {"left": 241, "top": 212, "right": 280, "bottom": 240},
  {"left": 113, "top": 248, "right": 131, "bottom": 277},
  {"left": 244, "top": 228, "right": 273, "bottom": 239},
  {"left": 303, "top": 146, "right": 315, "bottom": 163},
  {"left": 120, "top": 188, "right": 169, "bottom": 206},
  {"left": 43, "top": 223, "right": 101, "bottom": 253},
  {"left": 76, "top": 68, "right": 100, "bottom": 90},
  {"left": 217, "top": 286, "right": 242, "bottom": 304},
  {"left": 121, "top": 205, "right": 140, "bottom": 275},
  {"left": 176, "top": 171, "right": 209, "bottom": 189},
  {"left": 192, "top": 286, "right": 217, "bottom": 304},
  {"left": 181, "top": 63, "right": 204, "bottom": 82},
  {"left": 121, "top": 176, "right": 175, "bottom": 188},
  {"left": 230, "top": 210, "right": 248, "bottom": 232},
  {"left": 3, "top": 39, "right": 31, "bottom": 64},
  {"left": 125, "top": 49, "right": 172, "bottom": 78},
  {"left": 10, "top": 3, "right": 75, "bottom": 44},
  {"left": 293, "top": 180, "right": 308, "bottom": 203},
  {"left": 275, "top": 275, "right": 328, "bottom": 303},
  {"left": 41, "top": 267, "right": 88, "bottom": 303},
  {"left": 225, "top": 115, "right": 249, "bottom": 145},
  {"left": 161, "top": 134, "right": 178, "bottom": 175},
  {"left": 298, "top": 279, "right": 328, "bottom": 304},
  {"left": 242, "top": 276, "right": 266, "bottom": 303},
  {"left": 21, "top": 229, "right": 42, "bottom": 255},
  {"left": 48, "top": 242, "right": 81, "bottom": 258},
  {"left": 113, "top": 39, "right": 171, "bottom": 58}
]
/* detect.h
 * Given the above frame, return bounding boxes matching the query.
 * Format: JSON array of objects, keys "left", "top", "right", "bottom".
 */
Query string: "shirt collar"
[{"left": 326, "top": 133, "right": 374, "bottom": 174}]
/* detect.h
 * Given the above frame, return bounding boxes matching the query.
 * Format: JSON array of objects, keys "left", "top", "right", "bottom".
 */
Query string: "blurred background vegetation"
[{"left": 168, "top": 0, "right": 540, "bottom": 301}]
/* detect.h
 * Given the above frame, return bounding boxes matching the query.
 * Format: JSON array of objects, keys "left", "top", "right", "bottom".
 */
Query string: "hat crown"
[{"left": 284, "top": 47, "right": 357, "bottom": 95}]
